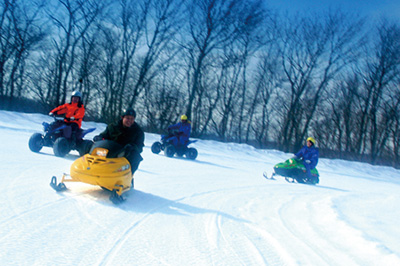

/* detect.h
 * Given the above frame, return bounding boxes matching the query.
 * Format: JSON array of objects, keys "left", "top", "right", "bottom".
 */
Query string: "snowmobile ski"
[
  {"left": 284, "top": 176, "right": 318, "bottom": 185},
  {"left": 263, "top": 171, "right": 276, "bottom": 180},
  {"left": 50, "top": 176, "right": 67, "bottom": 192},
  {"left": 284, "top": 176, "right": 296, "bottom": 183},
  {"left": 110, "top": 189, "right": 125, "bottom": 204}
]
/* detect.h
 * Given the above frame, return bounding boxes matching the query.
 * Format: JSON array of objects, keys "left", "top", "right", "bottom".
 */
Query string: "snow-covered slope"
[{"left": 0, "top": 110, "right": 399, "bottom": 266}]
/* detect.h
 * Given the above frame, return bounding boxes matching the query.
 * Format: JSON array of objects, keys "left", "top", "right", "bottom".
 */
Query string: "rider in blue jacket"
[
  {"left": 294, "top": 137, "right": 319, "bottom": 183},
  {"left": 167, "top": 115, "right": 191, "bottom": 147}
]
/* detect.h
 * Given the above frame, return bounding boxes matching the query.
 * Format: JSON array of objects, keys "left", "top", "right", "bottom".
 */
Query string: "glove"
[
  {"left": 305, "top": 160, "right": 311, "bottom": 164},
  {"left": 70, "top": 116, "right": 75, "bottom": 121},
  {"left": 49, "top": 112, "right": 53, "bottom": 116},
  {"left": 93, "top": 135, "right": 103, "bottom": 141}
]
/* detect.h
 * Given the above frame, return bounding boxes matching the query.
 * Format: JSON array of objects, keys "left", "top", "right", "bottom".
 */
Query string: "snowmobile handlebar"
[
  {"left": 49, "top": 113, "right": 71, "bottom": 121},
  {"left": 51, "top": 115, "right": 67, "bottom": 121},
  {"left": 168, "top": 129, "right": 181, "bottom": 136}
]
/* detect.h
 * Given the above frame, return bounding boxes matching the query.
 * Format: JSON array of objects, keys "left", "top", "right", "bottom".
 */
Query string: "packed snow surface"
[{"left": 0, "top": 110, "right": 399, "bottom": 266}]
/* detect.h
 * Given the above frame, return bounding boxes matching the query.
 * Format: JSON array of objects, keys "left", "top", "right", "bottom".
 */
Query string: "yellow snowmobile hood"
[{"left": 69, "top": 147, "right": 132, "bottom": 195}]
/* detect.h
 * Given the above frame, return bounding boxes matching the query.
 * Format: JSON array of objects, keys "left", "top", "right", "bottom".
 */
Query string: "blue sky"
[{"left": 267, "top": 0, "right": 400, "bottom": 20}]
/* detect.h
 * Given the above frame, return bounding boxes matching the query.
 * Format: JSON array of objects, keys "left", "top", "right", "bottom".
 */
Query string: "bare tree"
[
  {"left": 276, "top": 10, "right": 364, "bottom": 151},
  {"left": 75, "top": 25, "right": 103, "bottom": 114},
  {"left": 94, "top": 0, "right": 184, "bottom": 122},
  {"left": 390, "top": 86, "right": 400, "bottom": 165},
  {"left": 44, "top": 0, "right": 104, "bottom": 107},
  {"left": 243, "top": 13, "right": 279, "bottom": 144},
  {"left": 54, "top": 0, "right": 151, "bottom": 121},
  {"left": 182, "top": 0, "right": 236, "bottom": 131},
  {"left": 230, "top": 0, "right": 268, "bottom": 142},
  {"left": 326, "top": 76, "right": 360, "bottom": 153},
  {"left": 127, "top": 0, "right": 186, "bottom": 108},
  {"left": 180, "top": 0, "right": 267, "bottom": 137},
  {"left": 0, "top": 0, "right": 13, "bottom": 98},
  {"left": 211, "top": 58, "right": 243, "bottom": 141},
  {"left": 143, "top": 68, "right": 184, "bottom": 132},
  {"left": 357, "top": 21, "right": 400, "bottom": 163},
  {"left": 7, "top": 1, "right": 46, "bottom": 99},
  {"left": 94, "top": 20, "right": 123, "bottom": 121},
  {"left": 251, "top": 48, "right": 282, "bottom": 147}
]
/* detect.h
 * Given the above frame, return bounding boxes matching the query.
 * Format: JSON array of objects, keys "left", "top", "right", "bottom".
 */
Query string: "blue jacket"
[
  {"left": 295, "top": 145, "right": 319, "bottom": 169},
  {"left": 168, "top": 121, "right": 191, "bottom": 142}
]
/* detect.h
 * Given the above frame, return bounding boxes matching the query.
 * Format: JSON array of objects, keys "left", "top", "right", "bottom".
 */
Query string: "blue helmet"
[{"left": 71, "top": 91, "right": 82, "bottom": 98}]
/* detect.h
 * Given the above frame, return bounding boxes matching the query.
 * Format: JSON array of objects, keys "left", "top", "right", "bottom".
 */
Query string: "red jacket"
[{"left": 51, "top": 102, "right": 85, "bottom": 128}]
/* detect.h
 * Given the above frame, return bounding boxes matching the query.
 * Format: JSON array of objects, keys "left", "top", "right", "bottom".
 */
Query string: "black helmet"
[{"left": 122, "top": 108, "right": 136, "bottom": 118}]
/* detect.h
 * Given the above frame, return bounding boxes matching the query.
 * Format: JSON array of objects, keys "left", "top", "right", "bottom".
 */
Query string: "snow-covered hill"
[{"left": 0, "top": 110, "right": 399, "bottom": 266}]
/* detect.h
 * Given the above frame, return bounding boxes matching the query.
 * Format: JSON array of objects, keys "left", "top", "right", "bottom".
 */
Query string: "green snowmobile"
[{"left": 264, "top": 158, "right": 319, "bottom": 184}]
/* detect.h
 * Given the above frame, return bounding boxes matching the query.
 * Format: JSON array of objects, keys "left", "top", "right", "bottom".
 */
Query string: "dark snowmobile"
[
  {"left": 151, "top": 130, "right": 198, "bottom": 160},
  {"left": 28, "top": 115, "right": 95, "bottom": 157},
  {"left": 264, "top": 158, "right": 319, "bottom": 185}
]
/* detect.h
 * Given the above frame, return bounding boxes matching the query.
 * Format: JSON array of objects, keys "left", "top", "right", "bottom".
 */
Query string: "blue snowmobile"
[
  {"left": 28, "top": 115, "right": 95, "bottom": 157},
  {"left": 151, "top": 130, "right": 198, "bottom": 160}
]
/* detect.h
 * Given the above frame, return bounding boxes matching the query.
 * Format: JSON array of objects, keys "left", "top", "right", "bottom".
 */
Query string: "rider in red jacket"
[{"left": 49, "top": 91, "right": 85, "bottom": 139}]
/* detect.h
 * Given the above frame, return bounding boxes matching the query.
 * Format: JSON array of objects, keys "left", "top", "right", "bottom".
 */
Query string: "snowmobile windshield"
[{"left": 90, "top": 140, "right": 125, "bottom": 158}]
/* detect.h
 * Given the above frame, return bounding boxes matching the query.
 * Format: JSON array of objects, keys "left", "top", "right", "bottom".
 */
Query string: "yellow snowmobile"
[{"left": 50, "top": 140, "right": 133, "bottom": 203}]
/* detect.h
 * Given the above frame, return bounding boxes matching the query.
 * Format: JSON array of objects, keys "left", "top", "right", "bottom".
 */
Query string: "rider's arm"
[
  {"left": 294, "top": 147, "right": 304, "bottom": 159},
  {"left": 73, "top": 106, "right": 85, "bottom": 120},
  {"left": 133, "top": 129, "right": 145, "bottom": 153},
  {"left": 309, "top": 149, "right": 319, "bottom": 168},
  {"left": 168, "top": 123, "right": 179, "bottom": 131},
  {"left": 99, "top": 124, "right": 112, "bottom": 140},
  {"left": 50, "top": 104, "right": 68, "bottom": 115},
  {"left": 181, "top": 124, "right": 191, "bottom": 137}
]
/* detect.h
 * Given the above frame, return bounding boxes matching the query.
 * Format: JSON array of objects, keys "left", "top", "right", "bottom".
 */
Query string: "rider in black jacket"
[{"left": 94, "top": 108, "right": 144, "bottom": 174}]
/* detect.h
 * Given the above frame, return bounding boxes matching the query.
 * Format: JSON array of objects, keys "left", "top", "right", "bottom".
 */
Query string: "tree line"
[{"left": 1, "top": 0, "right": 400, "bottom": 167}]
